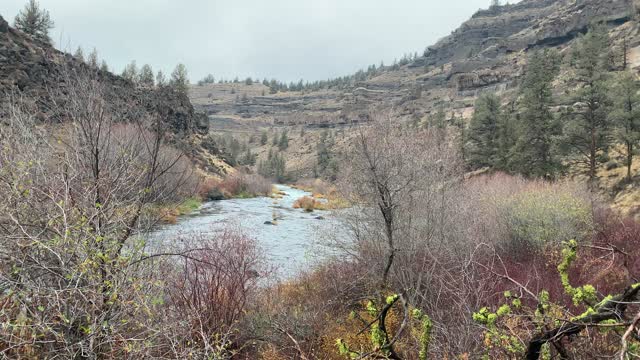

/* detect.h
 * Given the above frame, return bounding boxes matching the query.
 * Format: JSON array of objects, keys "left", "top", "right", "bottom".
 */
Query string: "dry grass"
[
  {"left": 294, "top": 178, "right": 350, "bottom": 209},
  {"left": 292, "top": 196, "right": 327, "bottom": 212}
]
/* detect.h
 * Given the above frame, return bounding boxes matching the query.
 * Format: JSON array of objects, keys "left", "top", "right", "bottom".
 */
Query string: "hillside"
[
  {"left": 191, "top": 0, "right": 640, "bottom": 213},
  {"left": 0, "top": 13, "right": 231, "bottom": 177}
]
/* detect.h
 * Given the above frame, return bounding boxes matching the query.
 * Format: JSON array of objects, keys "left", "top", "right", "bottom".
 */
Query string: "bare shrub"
[
  {"left": 218, "top": 172, "right": 272, "bottom": 198},
  {"left": 158, "top": 229, "right": 270, "bottom": 358},
  {"left": 0, "top": 70, "right": 197, "bottom": 357}
]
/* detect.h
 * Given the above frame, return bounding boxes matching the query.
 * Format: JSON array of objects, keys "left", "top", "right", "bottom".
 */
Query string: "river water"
[{"left": 150, "top": 185, "right": 349, "bottom": 277}]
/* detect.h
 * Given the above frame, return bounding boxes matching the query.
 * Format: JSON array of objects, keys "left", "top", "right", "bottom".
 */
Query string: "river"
[{"left": 150, "top": 185, "right": 349, "bottom": 277}]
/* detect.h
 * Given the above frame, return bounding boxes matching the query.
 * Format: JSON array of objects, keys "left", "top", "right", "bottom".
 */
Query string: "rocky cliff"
[
  {"left": 190, "top": 0, "right": 640, "bottom": 196},
  {"left": 0, "top": 14, "right": 208, "bottom": 136},
  {"left": 0, "top": 13, "right": 234, "bottom": 176},
  {"left": 192, "top": 0, "right": 639, "bottom": 128}
]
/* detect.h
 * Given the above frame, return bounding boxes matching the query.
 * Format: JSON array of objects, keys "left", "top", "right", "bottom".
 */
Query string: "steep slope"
[
  {"left": 190, "top": 0, "right": 640, "bottom": 215},
  {"left": 193, "top": 0, "right": 638, "bottom": 126},
  {"left": 0, "top": 13, "right": 233, "bottom": 176}
]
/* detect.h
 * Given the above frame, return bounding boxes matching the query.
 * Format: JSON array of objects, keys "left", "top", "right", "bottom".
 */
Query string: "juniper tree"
[
  {"left": 14, "top": 0, "right": 54, "bottom": 44},
  {"left": 139, "top": 64, "right": 155, "bottom": 88},
  {"left": 260, "top": 130, "right": 268, "bottom": 145},
  {"left": 610, "top": 71, "right": 640, "bottom": 181},
  {"left": 466, "top": 93, "right": 502, "bottom": 169},
  {"left": 562, "top": 24, "right": 613, "bottom": 181},
  {"left": 170, "top": 64, "right": 190, "bottom": 95},
  {"left": 278, "top": 130, "right": 289, "bottom": 150},
  {"left": 511, "top": 49, "right": 562, "bottom": 178}
]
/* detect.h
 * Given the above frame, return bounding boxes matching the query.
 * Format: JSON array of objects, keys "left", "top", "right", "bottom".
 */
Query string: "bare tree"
[
  {"left": 0, "top": 69, "right": 198, "bottom": 357},
  {"left": 337, "top": 111, "right": 467, "bottom": 357}
]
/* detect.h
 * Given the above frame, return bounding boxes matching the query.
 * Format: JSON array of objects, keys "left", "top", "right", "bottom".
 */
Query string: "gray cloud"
[{"left": 2, "top": 0, "right": 515, "bottom": 83}]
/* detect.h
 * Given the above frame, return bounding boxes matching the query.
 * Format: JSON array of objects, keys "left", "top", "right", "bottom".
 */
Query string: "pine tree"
[
  {"left": 610, "top": 71, "right": 640, "bottom": 181},
  {"left": 258, "top": 150, "right": 286, "bottom": 182},
  {"left": 122, "top": 61, "right": 138, "bottom": 84},
  {"left": 511, "top": 49, "right": 562, "bottom": 178},
  {"left": 240, "top": 148, "right": 257, "bottom": 166},
  {"left": 496, "top": 102, "right": 518, "bottom": 172},
  {"left": 139, "top": 64, "right": 155, "bottom": 88},
  {"left": 170, "top": 63, "right": 189, "bottom": 95},
  {"left": 14, "top": 0, "right": 54, "bottom": 44},
  {"left": 562, "top": 24, "right": 613, "bottom": 181},
  {"left": 74, "top": 46, "right": 85, "bottom": 63},
  {"left": 87, "top": 48, "right": 98, "bottom": 69},
  {"left": 466, "top": 93, "right": 502, "bottom": 169},
  {"left": 100, "top": 60, "right": 109, "bottom": 73},
  {"left": 156, "top": 70, "right": 167, "bottom": 87}
]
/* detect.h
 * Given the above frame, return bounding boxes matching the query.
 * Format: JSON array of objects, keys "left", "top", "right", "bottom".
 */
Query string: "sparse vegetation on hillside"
[
  {"left": 13, "top": 0, "right": 54, "bottom": 44},
  {"left": 3, "top": 1, "right": 640, "bottom": 359},
  {"left": 462, "top": 24, "right": 640, "bottom": 190}
]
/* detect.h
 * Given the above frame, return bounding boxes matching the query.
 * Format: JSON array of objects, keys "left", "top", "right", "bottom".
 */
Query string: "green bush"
[{"left": 498, "top": 186, "right": 593, "bottom": 252}]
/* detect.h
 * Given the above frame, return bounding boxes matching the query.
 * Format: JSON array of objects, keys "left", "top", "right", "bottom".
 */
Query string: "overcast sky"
[{"left": 2, "top": 0, "right": 512, "bottom": 83}]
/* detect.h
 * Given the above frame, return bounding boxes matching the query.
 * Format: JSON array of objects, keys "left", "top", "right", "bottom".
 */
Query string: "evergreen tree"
[
  {"left": 511, "top": 49, "right": 562, "bottom": 178},
  {"left": 74, "top": 46, "right": 85, "bottom": 63},
  {"left": 198, "top": 74, "right": 215, "bottom": 86},
  {"left": 156, "top": 70, "right": 167, "bottom": 87},
  {"left": 315, "top": 129, "right": 338, "bottom": 180},
  {"left": 122, "top": 61, "right": 138, "bottom": 84},
  {"left": 260, "top": 130, "right": 268, "bottom": 145},
  {"left": 139, "top": 64, "right": 155, "bottom": 88},
  {"left": 466, "top": 93, "right": 502, "bottom": 169},
  {"left": 100, "top": 60, "right": 109, "bottom": 73},
  {"left": 452, "top": 113, "right": 466, "bottom": 164},
  {"left": 562, "top": 24, "right": 613, "bottom": 181},
  {"left": 258, "top": 150, "right": 286, "bottom": 182},
  {"left": 610, "top": 71, "right": 640, "bottom": 181},
  {"left": 87, "top": 48, "right": 98, "bottom": 69},
  {"left": 14, "top": 0, "right": 54, "bottom": 44},
  {"left": 170, "top": 63, "right": 189, "bottom": 95},
  {"left": 240, "top": 148, "right": 257, "bottom": 166},
  {"left": 496, "top": 102, "right": 518, "bottom": 172},
  {"left": 278, "top": 130, "right": 289, "bottom": 150}
]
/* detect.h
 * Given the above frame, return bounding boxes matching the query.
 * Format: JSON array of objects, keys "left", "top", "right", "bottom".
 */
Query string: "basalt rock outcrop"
[
  {"left": 0, "top": 14, "right": 208, "bottom": 136},
  {"left": 192, "top": 0, "right": 639, "bottom": 130}
]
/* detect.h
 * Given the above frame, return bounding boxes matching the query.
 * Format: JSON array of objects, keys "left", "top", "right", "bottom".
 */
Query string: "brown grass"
[
  {"left": 292, "top": 196, "right": 326, "bottom": 212},
  {"left": 294, "top": 178, "right": 350, "bottom": 209}
]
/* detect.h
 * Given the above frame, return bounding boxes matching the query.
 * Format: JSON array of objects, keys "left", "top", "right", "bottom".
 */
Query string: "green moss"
[
  {"left": 370, "top": 324, "right": 386, "bottom": 349},
  {"left": 385, "top": 294, "right": 399, "bottom": 305},
  {"left": 418, "top": 315, "right": 433, "bottom": 360},
  {"left": 496, "top": 304, "right": 511, "bottom": 316}
]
